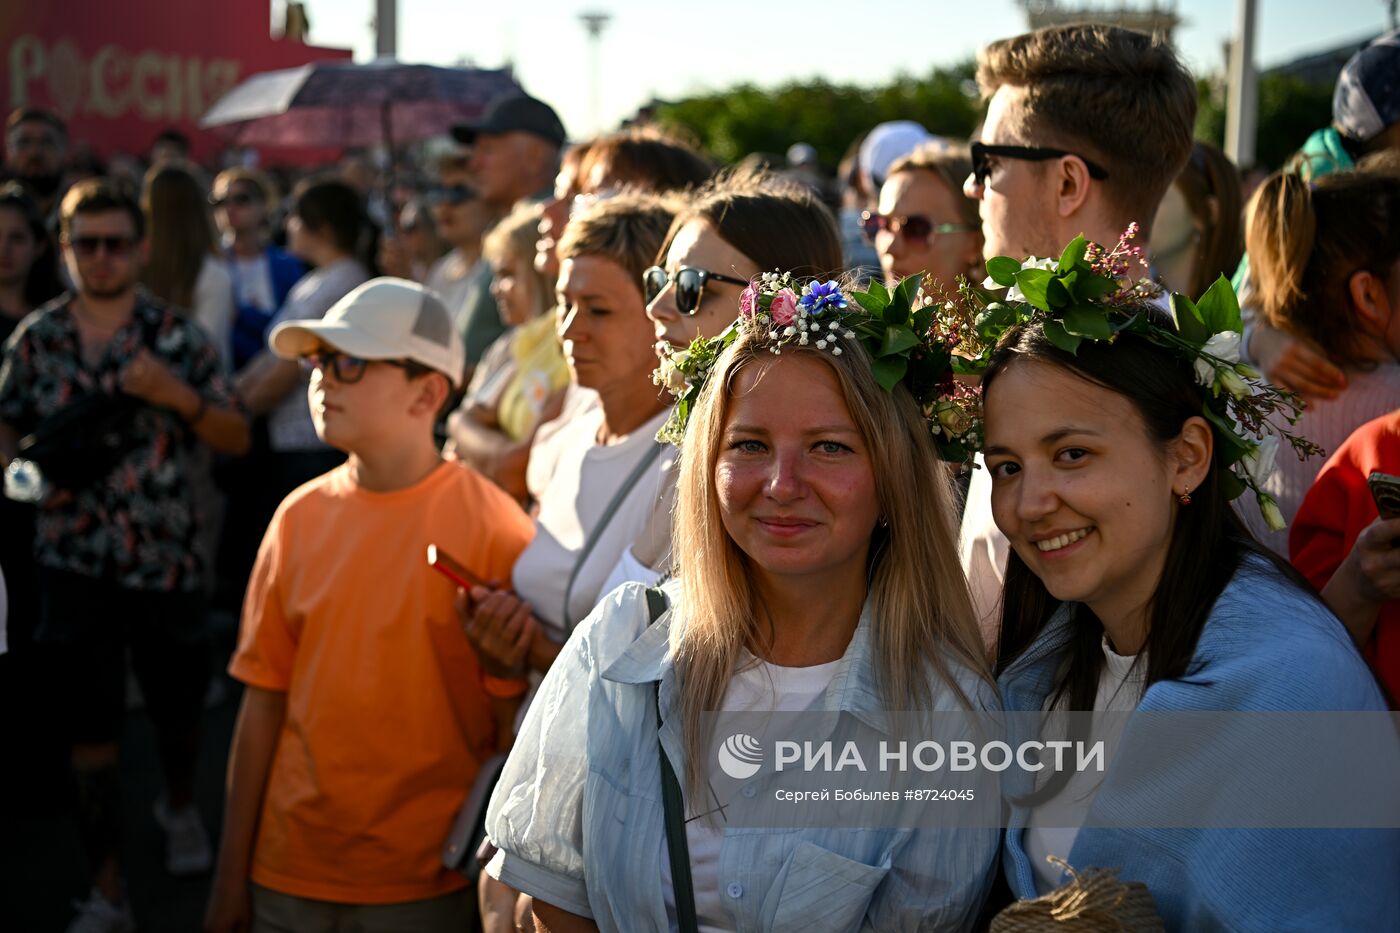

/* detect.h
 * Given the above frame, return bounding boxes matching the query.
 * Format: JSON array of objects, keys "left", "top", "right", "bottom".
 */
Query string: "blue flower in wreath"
[{"left": 799, "top": 280, "right": 848, "bottom": 317}]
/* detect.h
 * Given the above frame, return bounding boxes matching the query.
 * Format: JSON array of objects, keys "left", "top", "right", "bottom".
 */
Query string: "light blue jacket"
[
  {"left": 998, "top": 557, "right": 1400, "bottom": 932},
  {"left": 486, "top": 583, "right": 999, "bottom": 932}
]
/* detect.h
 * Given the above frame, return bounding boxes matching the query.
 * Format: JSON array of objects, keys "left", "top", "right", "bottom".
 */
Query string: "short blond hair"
[{"left": 556, "top": 192, "right": 677, "bottom": 288}]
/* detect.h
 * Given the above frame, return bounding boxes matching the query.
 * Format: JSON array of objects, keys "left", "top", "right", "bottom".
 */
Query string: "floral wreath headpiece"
[
  {"left": 958, "top": 225, "right": 1319, "bottom": 532},
  {"left": 652, "top": 271, "right": 982, "bottom": 460}
]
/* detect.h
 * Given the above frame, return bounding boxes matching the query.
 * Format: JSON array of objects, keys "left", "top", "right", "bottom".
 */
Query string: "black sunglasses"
[
  {"left": 860, "top": 211, "right": 976, "bottom": 244},
  {"left": 969, "top": 141, "right": 1110, "bottom": 187},
  {"left": 68, "top": 234, "right": 137, "bottom": 257},
  {"left": 643, "top": 265, "right": 750, "bottom": 316},
  {"left": 427, "top": 184, "right": 477, "bottom": 207},
  {"left": 300, "top": 350, "right": 429, "bottom": 384}
]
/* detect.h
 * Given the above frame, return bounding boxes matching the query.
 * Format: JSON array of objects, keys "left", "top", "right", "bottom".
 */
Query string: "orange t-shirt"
[{"left": 229, "top": 460, "right": 533, "bottom": 904}]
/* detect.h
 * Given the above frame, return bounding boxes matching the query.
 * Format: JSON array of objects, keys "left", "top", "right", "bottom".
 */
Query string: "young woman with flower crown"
[
  {"left": 482, "top": 275, "right": 998, "bottom": 932},
  {"left": 975, "top": 239, "right": 1400, "bottom": 929}
]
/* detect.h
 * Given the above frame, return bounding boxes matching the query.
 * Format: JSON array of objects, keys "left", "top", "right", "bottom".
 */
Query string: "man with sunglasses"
[
  {"left": 959, "top": 24, "right": 1197, "bottom": 640},
  {"left": 0, "top": 179, "right": 249, "bottom": 932},
  {"left": 424, "top": 152, "right": 506, "bottom": 384}
]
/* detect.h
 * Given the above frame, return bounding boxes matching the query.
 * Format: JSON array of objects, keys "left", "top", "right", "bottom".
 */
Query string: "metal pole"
[
  {"left": 1225, "top": 0, "right": 1258, "bottom": 169},
  {"left": 579, "top": 12, "right": 612, "bottom": 135},
  {"left": 375, "top": 0, "right": 397, "bottom": 59}
]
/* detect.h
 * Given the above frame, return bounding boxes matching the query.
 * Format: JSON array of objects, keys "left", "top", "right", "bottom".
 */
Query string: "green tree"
[
  {"left": 656, "top": 64, "right": 980, "bottom": 167},
  {"left": 1195, "top": 73, "right": 1334, "bottom": 170}
]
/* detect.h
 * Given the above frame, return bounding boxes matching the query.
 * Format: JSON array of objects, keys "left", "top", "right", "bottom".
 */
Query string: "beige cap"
[{"left": 269, "top": 277, "right": 465, "bottom": 387}]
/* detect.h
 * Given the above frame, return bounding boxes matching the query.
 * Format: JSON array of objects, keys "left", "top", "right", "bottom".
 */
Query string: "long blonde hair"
[{"left": 671, "top": 327, "right": 992, "bottom": 789}]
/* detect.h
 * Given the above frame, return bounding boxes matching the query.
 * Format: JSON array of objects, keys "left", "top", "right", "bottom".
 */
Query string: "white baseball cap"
[
  {"left": 269, "top": 277, "right": 466, "bottom": 387},
  {"left": 859, "top": 121, "right": 937, "bottom": 191}
]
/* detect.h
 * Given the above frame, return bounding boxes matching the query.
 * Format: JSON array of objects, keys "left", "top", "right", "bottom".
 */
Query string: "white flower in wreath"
[
  {"left": 983, "top": 256, "right": 1057, "bottom": 302},
  {"left": 1192, "top": 331, "right": 1241, "bottom": 389},
  {"left": 1239, "top": 433, "right": 1280, "bottom": 487}
]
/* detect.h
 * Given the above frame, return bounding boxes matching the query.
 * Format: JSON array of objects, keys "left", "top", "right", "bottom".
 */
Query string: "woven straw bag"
[{"left": 990, "top": 857, "right": 1165, "bottom": 932}]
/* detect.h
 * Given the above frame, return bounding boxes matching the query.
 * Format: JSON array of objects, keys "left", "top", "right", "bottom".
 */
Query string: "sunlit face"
[
  {"left": 469, "top": 131, "right": 550, "bottom": 207},
  {"left": 63, "top": 210, "right": 146, "bottom": 299},
  {"left": 432, "top": 168, "right": 493, "bottom": 247},
  {"left": 875, "top": 169, "right": 982, "bottom": 289},
  {"left": 963, "top": 85, "right": 1060, "bottom": 261},
  {"left": 213, "top": 181, "right": 268, "bottom": 240},
  {"left": 556, "top": 254, "right": 656, "bottom": 395},
  {"left": 490, "top": 249, "right": 538, "bottom": 327},
  {"left": 646, "top": 219, "right": 759, "bottom": 353},
  {"left": 0, "top": 207, "right": 39, "bottom": 288},
  {"left": 983, "top": 359, "right": 1180, "bottom": 627},
  {"left": 716, "top": 353, "right": 880, "bottom": 583},
  {"left": 307, "top": 344, "right": 440, "bottom": 453}
]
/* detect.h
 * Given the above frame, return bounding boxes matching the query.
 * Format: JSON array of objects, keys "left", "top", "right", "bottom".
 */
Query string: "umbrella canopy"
[{"left": 199, "top": 59, "right": 521, "bottom": 149}]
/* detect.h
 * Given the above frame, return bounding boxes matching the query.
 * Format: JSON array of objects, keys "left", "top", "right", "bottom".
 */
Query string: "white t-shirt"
[
  {"left": 192, "top": 255, "right": 235, "bottom": 371},
  {"left": 663, "top": 653, "right": 844, "bottom": 933},
  {"left": 230, "top": 252, "right": 276, "bottom": 313},
  {"left": 266, "top": 258, "right": 369, "bottom": 452},
  {"left": 513, "top": 405, "right": 675, "bottom": 637},
  {"left": 1024, "top": 637, "right": 1146, "bottom": 895}
]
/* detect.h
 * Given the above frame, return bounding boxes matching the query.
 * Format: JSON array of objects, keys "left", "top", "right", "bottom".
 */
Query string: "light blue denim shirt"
[{"left": 486, "top": 582, "right": 1000, "bottom": 932}]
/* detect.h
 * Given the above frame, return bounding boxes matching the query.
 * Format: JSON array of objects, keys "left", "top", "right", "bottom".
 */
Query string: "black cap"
[{"left": 451, "top": 94, "right": 566, "bottom": 147}]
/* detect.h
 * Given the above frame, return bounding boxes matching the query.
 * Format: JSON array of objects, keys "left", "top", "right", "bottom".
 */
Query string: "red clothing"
[{"left": 1290, "top": 410, "right": 1400, "bottom": 706}]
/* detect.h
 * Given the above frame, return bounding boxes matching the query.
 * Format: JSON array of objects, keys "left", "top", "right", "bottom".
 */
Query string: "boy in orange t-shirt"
[{"left": 204, "top": 279, "right": 534, "bottom": 932}]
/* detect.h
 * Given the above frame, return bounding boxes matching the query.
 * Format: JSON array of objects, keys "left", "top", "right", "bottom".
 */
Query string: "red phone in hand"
[{"left": 427, "top": 544, "right": 489, "bottom": 590}]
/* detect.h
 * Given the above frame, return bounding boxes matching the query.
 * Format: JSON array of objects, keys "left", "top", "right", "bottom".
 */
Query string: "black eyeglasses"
[
  {"left": 68, "top": 235, "right": 137, "bottom": 257},
  {"left": 426, "top": 184, "right": 477, "bottom": 207},
  {"left": 300, "top": 350, "right": 429, "bottom": 384},
  {"left": 860, "top": 211, "right": 976, "bottom": 244},
  {"left": 969, "top": 141, "right": 1110, "bottom": 188},
  {"left": 643, "top": 266, "right": 751, "bottom": 316},
  {"left": 211, "top": 191, "right": 259, "bottom": 209}
]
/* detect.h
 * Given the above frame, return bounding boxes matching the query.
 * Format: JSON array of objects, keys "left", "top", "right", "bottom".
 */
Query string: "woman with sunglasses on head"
[
  {"left": 869, "top": 142, "right": 982, "bottom": 292},
  {"left": 978, "top": 251, "right": 1399, "bottom": 929},
  {"left": 484, "top": 272, "right": 998, "bottom": 933},
  {"left": 236, "top": 178, "right": 371, "bottom": 509}
]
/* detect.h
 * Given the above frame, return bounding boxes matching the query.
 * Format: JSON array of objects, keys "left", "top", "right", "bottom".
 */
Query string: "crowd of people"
[{"left": 2, "top": 19, "right": 1399, "bottom": 933}]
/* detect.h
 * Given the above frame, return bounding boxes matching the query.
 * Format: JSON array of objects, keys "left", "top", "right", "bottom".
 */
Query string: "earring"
[{"left": 1179, "top": 487, "right": 1192, "bottom": 506}]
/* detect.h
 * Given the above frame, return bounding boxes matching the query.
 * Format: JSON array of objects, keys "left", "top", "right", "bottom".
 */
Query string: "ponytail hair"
[{"left": 1245, "top": 169, "right": 1400, "bottom": 366}]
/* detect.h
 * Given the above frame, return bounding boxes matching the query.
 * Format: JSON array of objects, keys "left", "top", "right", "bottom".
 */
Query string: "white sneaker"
[
  {"left": 153, "top": 799, "right": 213, "bottom": 876},
  {"left": 66, "top": 888, "right": 136, "bottom": 933}
]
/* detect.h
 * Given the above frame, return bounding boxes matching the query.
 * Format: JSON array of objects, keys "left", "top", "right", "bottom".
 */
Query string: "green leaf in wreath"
[
  {"left": 1014, "top": 268, "right": 1057, "bottom": 310},
  {"left": 1200, "top": 402, "right": 1252, "bottom": 463},
  {"left": 1061, "top": 306, "right": 1113, "bottom": 339},
  {"left": 879, "top": 325, "right": 921, "bottom": 357},
  {"left": 986, "top": 256, "right": 1021, "bottom": 287},
  {"left": 1170, "top": 293, "right": 1210, "bottom": 346},
  {"left": 1045, "top": 277, "right": 1071, "bottom": 310},
  {"left": 1057, "top": 235, "right": 1089, "bottom": 273},
  {"left": 1195, "top": 275, "right": 1243, "bottom": 335},
  {"left": 1042, "top": 319, "right": 1082, "bottom": 354},
  {"left": 1217, "top": 466, "right": 1247, "bottom": 501},
  {"left": 852, "top": 282, "right": 891, "bottom": 315},
  {"left": 1077, "top": 272, "right": 1120, "bottom": 301},
  {"left": 871, "top": 355, "right": 908, "bottom": 391},
  {"left": 895, "top": 273, "right": 924, "bottom": 307}
]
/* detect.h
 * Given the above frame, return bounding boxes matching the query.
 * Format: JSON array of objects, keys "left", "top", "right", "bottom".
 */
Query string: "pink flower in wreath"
[
  {"left": 770, "top": 288, "right": 799, "bottom": 326},
  {"left": 739, "top": 284, "right": 759, "bottom": 318}
]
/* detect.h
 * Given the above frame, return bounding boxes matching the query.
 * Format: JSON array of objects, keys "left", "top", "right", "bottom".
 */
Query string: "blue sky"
[{"left": 281, "top": 0, "right": 1393, "bottom": 136}]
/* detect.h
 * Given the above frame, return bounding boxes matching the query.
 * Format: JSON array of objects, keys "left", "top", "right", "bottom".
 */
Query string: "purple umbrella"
[{"left": 199, "top": 58, "right": 521, "bottom": 151}]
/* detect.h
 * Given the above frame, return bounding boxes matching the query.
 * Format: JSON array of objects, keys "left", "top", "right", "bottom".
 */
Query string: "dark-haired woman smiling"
[{"left": 982, "top": 310, "right": 1400, "bottom": 930}]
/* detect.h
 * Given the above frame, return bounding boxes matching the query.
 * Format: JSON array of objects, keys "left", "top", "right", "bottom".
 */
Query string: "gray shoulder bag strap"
[{"left": 561, "top": 441, "right": 665, "bottom": 631}]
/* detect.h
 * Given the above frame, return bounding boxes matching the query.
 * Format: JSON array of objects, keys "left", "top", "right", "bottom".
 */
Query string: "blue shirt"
[
  {"left": 998, "top": 556, "right": 1400, "bottom": 931},
  {"left": 486, "top": 582, "right": 1000, "bottom": 932}
]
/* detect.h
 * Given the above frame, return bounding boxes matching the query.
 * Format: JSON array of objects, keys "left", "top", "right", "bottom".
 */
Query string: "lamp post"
[{"left": 579, "top": 11, "right": 612, "bottom": 135}]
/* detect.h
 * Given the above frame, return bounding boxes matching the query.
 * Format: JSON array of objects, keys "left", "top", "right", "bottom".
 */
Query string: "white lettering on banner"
[{"left": 8, "top": 34, "right": 241, "bottom": 123}]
